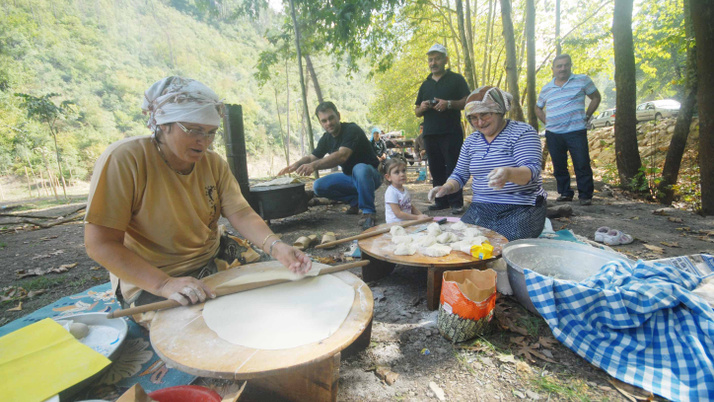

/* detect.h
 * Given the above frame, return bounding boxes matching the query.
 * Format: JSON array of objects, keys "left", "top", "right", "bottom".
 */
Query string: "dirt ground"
[{"left": 1, "top": 168, "right": 713, "bottom": 401}]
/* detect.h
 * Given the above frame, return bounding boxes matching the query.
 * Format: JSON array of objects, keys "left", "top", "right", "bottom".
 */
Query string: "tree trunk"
[
  {"left": 49, "top": 126, "right": 67, "bottom": 199},
  {"left": 456, "top": 0, "right": 476, "bottom": 90},
  {"left": 526, "top": 0, "right": 538, "bottom": 130},
  {"left": 555, "top": 0, "right": 561, "bottom": 55},
  {"left": 24, "top": 166, "right": 33, "bottom": 197},
  {"left": 658, "top": 0, "right": 697, "bottom": 205},
  {"left": 482, "top": 0, "right": 494, "bottom": 83},
  {"left": 691, "top": 0, "right": 714, "bottom": 214},
  {"left": 499, "top": 0, "right": 525, "bottom": 122},
  {"left": 305, "top": 54, "right": 324, "bottom": 104},
  {"left": 289, "top": 0, "right": 316, "bottom": 181},
  {"left": 465, "top": 0, "right": 477, "bottom": 87},
  {"left": 612, "top": 0, "right": 642, "bottom": 189}
]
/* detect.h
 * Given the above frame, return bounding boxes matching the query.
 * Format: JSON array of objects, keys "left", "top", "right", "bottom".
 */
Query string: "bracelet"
[
  {"left": 261, "top": 233, "right": 278, "bottom": 250},
  {"left": 269, "top": 239, "right": 284, "bottom": 256}
]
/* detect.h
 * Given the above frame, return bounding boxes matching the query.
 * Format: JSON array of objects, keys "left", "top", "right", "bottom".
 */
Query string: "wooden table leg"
[
  {"left": 251, "top": 352, "right": 340, "bottom": 402},
  {"left": 361, "top": 254, "right": 395, "bottom": 282},
  {"left": 343, "top": 317, "right": 373, "bottom": 357},
  {"left": 426, "top": 265, "right": 448, "bottom": 311}
]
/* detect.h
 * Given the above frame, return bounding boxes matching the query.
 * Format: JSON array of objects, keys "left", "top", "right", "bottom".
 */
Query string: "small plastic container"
[
  {"left": 470, "top": 241, "right": 494, "bottom": 260},
  {"left": 148, "top": 385, "right": 222, "bottom": 402}
]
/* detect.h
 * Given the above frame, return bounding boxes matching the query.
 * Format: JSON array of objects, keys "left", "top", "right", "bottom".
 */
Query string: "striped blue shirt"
[
  {"left": 449, "top": 120, "right": 547, "bottom": 206},
  {"left": 537, "top": 74, "right": 597, "bottom": 134}
]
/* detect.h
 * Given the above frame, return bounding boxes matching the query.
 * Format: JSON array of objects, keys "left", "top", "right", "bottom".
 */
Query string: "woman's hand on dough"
[
  {"left": 428, "top": 186, "right": 444, "bottom": 202},
  {"left": 159, "top": 277, "right": 216, "bottom": 306},
  {"left": 487, "top": 167, "right": 508, "bottom": 189},
  {"left": 274, "top": 242, "right": 313, "bottom": 275}
]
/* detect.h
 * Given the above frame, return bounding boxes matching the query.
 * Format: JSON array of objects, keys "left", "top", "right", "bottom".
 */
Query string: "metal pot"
[{"left": 502, "top": 239, "right": 634, "bottom": 315}]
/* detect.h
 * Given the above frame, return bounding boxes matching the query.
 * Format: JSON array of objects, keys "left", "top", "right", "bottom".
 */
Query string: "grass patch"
[
  {"left": 0, "top": 241, "right": 6, "bottom": 249},
  {"left": 13, "top": 196, "right": 86, "bottom": 212},
  {"left": 453, "top": 350, "right": 478, "bottom": 375},
  {"left": 532, "top": 374, "right": 590, "bottom": 401},
  {"left": 517, "top": 314, "right": 544, "bottom": 337},
  {"left": 22, "top": 276, "right": 65, "bottom": 291}
]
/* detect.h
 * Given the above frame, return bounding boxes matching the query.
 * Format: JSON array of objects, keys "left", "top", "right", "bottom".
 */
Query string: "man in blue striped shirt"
[{"left": 536, "top": 54, "right": 601, "bottom": 206}]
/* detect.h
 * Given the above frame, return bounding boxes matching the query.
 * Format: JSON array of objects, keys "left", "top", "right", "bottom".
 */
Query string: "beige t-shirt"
[{"left": 85, "top": 136, "right": 250, "bottom": 300}]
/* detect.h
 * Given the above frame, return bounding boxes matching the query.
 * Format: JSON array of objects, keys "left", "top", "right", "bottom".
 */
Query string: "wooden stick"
[
  {"left": 106, "top": 260, "right": 370, "bottom": 319},
  {"left": 315, "top": 216, "right": 435, "bottom": 249}
]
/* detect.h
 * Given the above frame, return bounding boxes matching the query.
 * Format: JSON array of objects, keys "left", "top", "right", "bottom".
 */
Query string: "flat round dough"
[{"left": 203, "top": 275, "right": 354, "bottom": 350}]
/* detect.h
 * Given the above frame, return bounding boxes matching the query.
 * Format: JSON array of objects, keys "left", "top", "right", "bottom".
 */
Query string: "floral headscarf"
[
  {"left": 141, "top": 76, "right": 224, "bottom": 133},
  {"left": 464, "top": 86, "right": 513, "bottom": 116}
]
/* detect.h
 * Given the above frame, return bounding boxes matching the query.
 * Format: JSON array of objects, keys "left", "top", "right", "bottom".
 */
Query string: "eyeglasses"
[
  {"left": 175, "top": 122, "right": 220, "bottom": 140},
  {"left": 467, "top": 113, "right": 494, "bottom": 123}
]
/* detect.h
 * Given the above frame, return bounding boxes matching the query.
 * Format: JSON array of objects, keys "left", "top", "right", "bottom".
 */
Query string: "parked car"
[
  {"left": 589, "top": 108, "right": 616, "bottom": 129},
  {"left": 636, "top": 99, "right": 680, "bottom": 122}
]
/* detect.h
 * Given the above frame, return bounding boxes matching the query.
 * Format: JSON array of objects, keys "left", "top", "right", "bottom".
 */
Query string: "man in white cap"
[{"left": 414, "top": 43, "right": 470, "bottom": 215}]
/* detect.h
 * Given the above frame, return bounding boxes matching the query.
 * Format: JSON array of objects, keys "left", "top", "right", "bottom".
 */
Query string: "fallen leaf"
[
  {"left": 652, "top": 208, "right": 669, "bottom": 216},
  {"left": 27, "top": 289, "right": 46, "bottom": 298},
  {"left": 515, "top": 361, "right": 532, "bottom": 374},
  {"left": 538, "top": 336, "right": 559, "bottom": 349},
  {"left": 7, "top": 302, "right": 22, "bottom": 311},
  {"left": 660, "top": 241, "right": 680, "bottom": 248},
  {"left": 668, "top": 217, "right": 683, "bottom": 223},
  {"left": 699, "top": 236, "right": 714, "bottom": 243},
  {"left": 676, "top": 227, "right": 691, "bottom": 232},
  {"left": 16, "top": 268, "right": 47, "bottom": 278},
  {"left": 509, "top": 336, "right": 528, "bottom": 346},
  {"left": 516, "top": 345, "right": 557, "bottom": 363},
  {"left": 50, "top": 250, "right": 65, "bottom": 255},
  {"left": 313, "top": 256, "right": 338, "bottom": 264},
  {"left": 629, "top": 216, "right": 640, "bottom": 220},
  {"left": 375, "top": 366, "right": 399, "bottom": 385},
  {"left": 90, "top": 266, "right": 102, "bottom": 271},
  {"left": 643, "top": 244, "right": 665, "bottom": 254}
]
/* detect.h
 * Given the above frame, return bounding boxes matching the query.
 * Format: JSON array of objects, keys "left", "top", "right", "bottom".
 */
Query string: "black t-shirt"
[
  {"left": 312, "top": 122, "right": 379, "bottom": 175},
  {"left": 415, "top": 70, "right": 470, "bottom": 137}
]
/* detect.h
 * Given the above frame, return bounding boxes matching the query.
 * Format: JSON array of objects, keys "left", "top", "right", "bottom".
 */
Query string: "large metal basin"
[{"left": 502, "top": 239, "right": 634, "bottom": 315}]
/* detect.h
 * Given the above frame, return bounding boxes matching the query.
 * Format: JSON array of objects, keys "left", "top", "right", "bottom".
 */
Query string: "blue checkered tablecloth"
[{"left": 526, "top": 259, "right": 714, "bottom": 401}]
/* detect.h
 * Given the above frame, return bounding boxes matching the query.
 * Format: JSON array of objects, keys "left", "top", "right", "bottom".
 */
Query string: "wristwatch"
[{"left": 447, "top": 100, "right": 452, "bottom": 109}]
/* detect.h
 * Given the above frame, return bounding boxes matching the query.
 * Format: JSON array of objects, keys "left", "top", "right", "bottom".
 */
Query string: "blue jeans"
[
  {"left": 312, "top": 164, "right": 383, "bottom": 214},
  {"left": 545, "top": 130, "right": 593, "bottom": 200}
]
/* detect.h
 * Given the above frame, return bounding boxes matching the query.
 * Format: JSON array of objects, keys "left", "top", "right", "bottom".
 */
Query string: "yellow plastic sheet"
[{"left": 0, "top": 318, "right": 111, "bottom": 401}]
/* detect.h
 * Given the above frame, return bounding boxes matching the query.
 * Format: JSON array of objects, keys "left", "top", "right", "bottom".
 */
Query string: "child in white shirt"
[{"left": 382, "top": 158, "right": 429, "bottom": 223}]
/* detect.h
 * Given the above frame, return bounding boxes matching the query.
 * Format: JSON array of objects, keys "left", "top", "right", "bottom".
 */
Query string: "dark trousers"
[
  {"left": 424, "top": 133, "right": 463, "bottom": 208},
  {"left": 545, "top": 130, "right": 594, "bottom": 200}
]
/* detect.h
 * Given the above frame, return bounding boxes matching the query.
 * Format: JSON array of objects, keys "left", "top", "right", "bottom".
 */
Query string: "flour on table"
[
  {"left": 391, "top": 235, "right": 413, "bottom": 245},
  {"left": 203, "top": 275, "right": 354, "bottom": 350}
]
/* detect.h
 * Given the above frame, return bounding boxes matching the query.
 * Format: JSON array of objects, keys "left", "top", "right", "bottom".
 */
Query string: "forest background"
[{"left": 0, "top": 0, "right": 699, "bottom": 207}]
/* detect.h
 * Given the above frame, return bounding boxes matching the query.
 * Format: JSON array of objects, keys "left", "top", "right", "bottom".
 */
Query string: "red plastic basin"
[{"left": 148, "top": 385, "right": 222, "bottom": 402}]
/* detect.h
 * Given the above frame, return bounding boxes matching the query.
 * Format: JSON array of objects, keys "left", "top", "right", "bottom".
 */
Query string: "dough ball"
[
  {"left": 390, "top": 225, "right": 407, "bottom": 237},
  {"left": 427, "top": 223, "right": 442, "bottom": 236},
  {"left": 464, "top": 228, "right": 483, "bottom": 239},
  {"left": 391, "top": 235, "right": 413, "bottom": 245},
  {"left": 451, "top": 221, "right": 467, "bottom": 231},
  {"left": 436, "top": 232, "right": 458, "bottom": 244},
  {"left": 69, "top": 322, "right": 89, "bottom": 339},
  {"left": 394, "top": 243, "right": 417, "bottom": 256},
  {"left": 471, "top": 236, "right": 489, "bottom": 245},
  {"left": 450, "top": 240, "right": 473, "bottom": 254},
  {"left": 420, "top": 244, "right": 452, "bottom": 257},
  {"left": 418, "top": 234, "right": 437, "bottom": 247}
]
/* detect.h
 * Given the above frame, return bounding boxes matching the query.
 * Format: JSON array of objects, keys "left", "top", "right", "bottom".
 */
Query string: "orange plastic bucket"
[{"left": 148, "top": 385, "right": 222, "bottom": 402}]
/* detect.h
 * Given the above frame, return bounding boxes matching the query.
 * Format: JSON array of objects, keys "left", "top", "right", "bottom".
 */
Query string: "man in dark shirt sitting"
[{"left": 278, "top": 101, "right": 382, "bottom": 229}]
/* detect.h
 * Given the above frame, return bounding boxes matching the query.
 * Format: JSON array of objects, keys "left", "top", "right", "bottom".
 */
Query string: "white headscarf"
[
  {"left": 141, "top": 76, "right": 224, "bottom": 133},
  {"left": 464, "top": 86, "right": 513, "bottom": 116}
]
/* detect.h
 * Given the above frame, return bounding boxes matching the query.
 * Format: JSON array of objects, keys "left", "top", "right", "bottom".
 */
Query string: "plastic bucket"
[{"left": 148, "top": 385, "right": 222, "bottom": 402}]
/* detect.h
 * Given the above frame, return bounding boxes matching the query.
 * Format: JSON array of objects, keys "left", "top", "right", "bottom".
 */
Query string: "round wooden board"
[
  {"left": 358, "top": 221, "right": 508, "bottom": 267},
  {"left": 149, "top": 261, "right": 373, "bottom": 380}
]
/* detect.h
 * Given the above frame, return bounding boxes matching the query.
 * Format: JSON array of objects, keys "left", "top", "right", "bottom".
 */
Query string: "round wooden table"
[
  {"left": 149, "top": 261, "right": 373, "bottom": 402},
  {"left": 358, "top": 219, "right": 508, "bottom": 310}
]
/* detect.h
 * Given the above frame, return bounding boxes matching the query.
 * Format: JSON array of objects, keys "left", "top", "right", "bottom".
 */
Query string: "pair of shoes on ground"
[
  {"left": 556, "top": 194, "right": 592, "bottom": 206},
  {"left": 428, "top": 204, "right": 464, "bottom": 215},
  {"left": 594, "top": 226, "right": 634, "bottom": 245},
  {"left": 359, "top": 213, "right": 377, "bottom": 230}
]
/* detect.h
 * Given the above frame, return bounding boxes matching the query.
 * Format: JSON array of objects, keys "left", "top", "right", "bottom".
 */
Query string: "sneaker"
[
  {"left": 345, "top": 205, "right": 359, "bottom": 215},
  {"left": 451, "top": 206, "right": 464, "bottom": 215},
  {"left": 580, "top": 198, "right": 592, "bottom": 206},
  {"left": 361, "top": 214, "right": 376, "bottom": 230},
  {"left": 427, "top": 204, "right": 449, "bottom": 211},
  {"left": 556, "top": 195, "right": 573, "bottom": 202}
]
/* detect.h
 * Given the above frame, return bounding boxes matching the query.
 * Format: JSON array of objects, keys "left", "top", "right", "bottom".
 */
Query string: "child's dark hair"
[{"left": 380, "top": 156, "right": 407, "bottom": 176}]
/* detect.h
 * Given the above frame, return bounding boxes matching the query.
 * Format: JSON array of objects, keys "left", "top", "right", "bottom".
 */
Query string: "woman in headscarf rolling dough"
[
  {"left": 84, "top": 77, "right": 311, "bottom": 313},
  {"left": 427, "top": 86, "right": 547, "bottom": 241}
]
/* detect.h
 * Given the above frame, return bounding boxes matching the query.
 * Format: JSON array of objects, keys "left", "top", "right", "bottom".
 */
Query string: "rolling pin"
[
  {"left": 106, "top": 260, "right": 369, "bottom": 319},
  {"left": 315, "top": 216, "right": 440, "bottom": 249}
]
